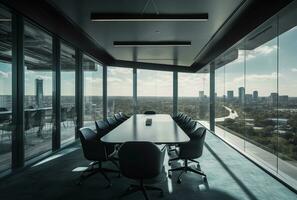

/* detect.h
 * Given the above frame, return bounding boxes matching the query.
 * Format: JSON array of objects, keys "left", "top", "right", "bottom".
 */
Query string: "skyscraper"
[
  {"left": 253, "top": 91, "right": 258, "bottom": 100},
  {"left": 238, "top": 87, "right": 245, "bottom": 104},
  {"left": 35, "top": 78, "right": 44, "bottom": 108},
  {"left": 227, "top": 90, "right": 234, "bottom": 100},
  {"left": 270, "top": 93, "right": 278, "bottom": 106}
]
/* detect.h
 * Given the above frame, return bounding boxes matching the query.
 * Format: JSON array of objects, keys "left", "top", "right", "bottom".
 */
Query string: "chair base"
[
  {"left": 119, "top": 180, "right": 163, "bottom": 200},
  {"left": 77, "top": 160, "right": 120, "bottom": 187},
  {"left": 168, "top": 159, "right": 206, "bottom": 184}
]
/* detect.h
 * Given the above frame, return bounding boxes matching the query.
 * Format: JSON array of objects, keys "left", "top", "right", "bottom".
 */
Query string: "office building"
[
  {"left": 0, "top": 0, "right": 297, "bottom": 199},
  {"left": 227, "top": 90, "right": 234, "bottom": 100},
  {"left": 238, "top": 87, "right": 245, "bottom": 104},
  {"left": 253, "top": 90, "right": 258, "bottom": 100}
]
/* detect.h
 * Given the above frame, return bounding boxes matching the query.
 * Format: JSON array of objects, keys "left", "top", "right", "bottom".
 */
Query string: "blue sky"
[{"left": 1, "top": 26, "right": 297, "bottom": 97}]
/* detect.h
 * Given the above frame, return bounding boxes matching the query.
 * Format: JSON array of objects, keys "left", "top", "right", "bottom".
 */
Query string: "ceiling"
[{"left": 47, "top": 0, "right": 243, "bottom": 67}]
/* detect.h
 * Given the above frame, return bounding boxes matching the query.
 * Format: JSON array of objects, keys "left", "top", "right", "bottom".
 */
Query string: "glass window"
[
  {"left": 137, "top": 69, "right": 173, "bottom": 114},
  {"left": 245, "top": 20, "right": 278, "bottom": 171},
  {"left": 218, "top": 48, "right": 245, "bottom": 151},
  {"left": 24, "top": 22, "right": 53, "bottom": 160},
  {"left": 107, "top": 67, "right": 133, "bottom": 116},
  {"left": 60, "top": 43, "right": 76, "bottom": 145},
  {"left": 178, "top": 72, "right": 209, "bottom": 120},
  {"left": 278, "top": 8, "right": 297, "bottom": 183},
  {"left": 0, "top": 7, "right": 12, "bottom": 171},
  {"left": 215, "top": 66, "right": 226, "bottom": 139},
  {"left": 83, "top": 55, "right": 103, "bottom": 128}
]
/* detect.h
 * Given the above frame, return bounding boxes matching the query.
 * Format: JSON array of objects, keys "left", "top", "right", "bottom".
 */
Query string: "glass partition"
[
  {"left": 107, "top": 67, "right": 133, "bottom": 116},
  {"left": 24, "top": 22, "right": 53, "bottom": 160},
  {"left": 0, "top": 7, "right": 12, "bottom": 171},
  {"left": 60, "top": 42, "right": 76, "bottom": 145},
  {"left": 137, "top": 69, "right": 173, "bottom": 114},
  {"left": 178, "top": 72, "right": 209, "bottom": 120},
  {"left": 83, "top": 55, "right": 103, "bottom": 128}
]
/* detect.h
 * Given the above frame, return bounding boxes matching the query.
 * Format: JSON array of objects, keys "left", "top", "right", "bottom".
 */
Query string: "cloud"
[
  {"left": 230, "top": 72, "right": 279, "bottom": 85},
  {"left": 0, "top": 71, "right": 9, "bottom": 78},
  {"left": 291, "top": 68, "right": 297, "bottom": 72}
]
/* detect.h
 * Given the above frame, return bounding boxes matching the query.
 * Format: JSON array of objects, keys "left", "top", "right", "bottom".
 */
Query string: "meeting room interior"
[{"left": 1, "top": 0, "right": 297, "bottom": 199}]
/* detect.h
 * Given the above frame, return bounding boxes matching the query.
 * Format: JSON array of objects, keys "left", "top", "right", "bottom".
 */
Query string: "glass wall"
[
  {"left": 107, "top": 67, "right": 133, "bottom": 116},
  {"left": 137, "top": 69, "right": 173, "bottom": 114},
  {"left": 178, "top": 72, "right": 209, "bottom": 120},
  {"left": 0, "top": 8, "right": 12, "bottom": 171},
  {"left": 24, "top": 22, "right": 53, "bottom": 160},
  {"left": 60, "top": 42, "right": 76, "bottom": 145},
  {"left": 83, "top": 55, "right": 103, "bottom": 128},
  {"left": 214, "top": 5, "right": 297, "bottom": 186}
]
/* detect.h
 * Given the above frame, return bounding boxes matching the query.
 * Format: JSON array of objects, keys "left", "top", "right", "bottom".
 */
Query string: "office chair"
[
  {"left": 172, "top": 112, "right": 183, "bottom": 121},
  {"left": 106, "top": 116, "right": 120, "bottom": 130},
  {"left": 183, "top": 120, "right": 197, "bottom": 133},
  {"left": 95, "top": 120, "right": 115, "bottom": 154},
  {"left": 144, "top": 111, "right": 156, "bottom": 114},
  {"left": 119, "top": 112, "right": 129, "bottom": 120},
  {"left": 118, "top": 141, "right": 166, "bottom": 200},
  {"left": 114, "top": 113, "right": 125, "bottom": 123},
  {"left": 78, "top": 127, "right": 119, "bottom": 187},
  {"left": 168, "top": 127, "right": 207, "bottom": 184}
]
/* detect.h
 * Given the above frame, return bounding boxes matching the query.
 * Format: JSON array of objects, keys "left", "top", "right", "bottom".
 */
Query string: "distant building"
[
  {"left": 199, "top": 91, "right": 204, "bottom": 98},
  {"left": 35, "top": 79, "right": 44, "bottom": 108},
  {"left": 227, "top": 90, "right": 234, "bottom": 100},
  {"left": 270, "top": 93, "right": 278, "bottom": 106},
  {"left": 245, "top": 94, "right": 253, "bottom": 104},
  {"left": 253, "top": 91, "right": 258, "bottom": 100},
  {"left": 238, "top": 87, "right": 245, "bottom": 104},
  {"left": 279, "top": 95, "right": 289, "bottom": 106}
]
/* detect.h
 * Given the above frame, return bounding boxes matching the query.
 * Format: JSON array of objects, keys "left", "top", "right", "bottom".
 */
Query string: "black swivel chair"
[
  {"left": 168, "top": 127, "right": 207, "bottom": 184},
  {"left": 144, "top": 111, "right": 156, "bottom": 115},
  {"left": 78, "top": 127, "right": 119, "bottom": 187},
  {"left": 106, "top": 116, "right": 120, "bottom": 130},
  {"left": 119, "top": 112, "right": 129, "bottom": 120},
  {"left": 118, "top": 142, "right": 166, "bottom": 200},
  {"left": 95, "top": 120, "right": 115, "bottom": 154},
  {"left": 182, "top": 120, "right": 197, "bottom": 133},
  {"left": 114, "top": 113, "right": 125, "bottom": 123},
  {"left": 172, "top": 112, "right": 183, "bottom": 121}
]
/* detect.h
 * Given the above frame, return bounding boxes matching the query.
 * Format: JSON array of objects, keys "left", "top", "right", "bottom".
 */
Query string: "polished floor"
[{"left": 0, "top": 131, "right": 296, "bottom": 200}]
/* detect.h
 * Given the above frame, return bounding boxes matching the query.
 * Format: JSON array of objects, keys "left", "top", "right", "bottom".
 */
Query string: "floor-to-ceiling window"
[
  {"left": 60, "top": 42, "right": 76, "bottom": 145},
  {"left": 107, "top": 67, "right": 133, "bottom": 116},
  {"left": 24, "top": 22, "right": 53, "bottom": 160},
  {"left": 137, "top": 69, "right": 173, "bottom": 114},
  {"left": 216, "top": 48, "right": 245, "bottom": 151},
  {"left": 178, "top": 72, "right": 209, "bottom": 120},
  {"left": 245, "top": 19, "right": 278, "bottom": 171},
  {"left": 278, "top": 7, "right": 297, "bottom": 183},
  {"left": 0, "top": 7, "right": 12, "bottom": 171},
  {"left": 83, "top": 55, "right": 103, "bottom": 128}
]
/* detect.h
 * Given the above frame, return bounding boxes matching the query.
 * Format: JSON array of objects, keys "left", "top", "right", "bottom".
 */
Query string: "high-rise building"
[
  {"left": 270, "top": 93, "right": 278, "bottom": 106},
  {"left": 253, "top": 91, "right": 258, "bottom": 100},
  {"left": 245, "top": 94, "right": 253, "bottom": 104},
  {"left": 199, "top": 91, "right": 204, "bottom": 98},
  {"left": 227, "top": 90, "right": 234, "bottom": 100},
  {"left": 279, "top": 95, "right": 289, "bottom": 106},
  {"left": 35, "top": 78, "right": 44, "bottom": 108},
  {"left": 238, "top": 87, "right": 245, "bottom": 104}
]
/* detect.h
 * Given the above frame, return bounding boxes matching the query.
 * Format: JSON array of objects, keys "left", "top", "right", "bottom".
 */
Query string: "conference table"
[{"left": 101, "top": 114, "right": 190, "bottom": 144}]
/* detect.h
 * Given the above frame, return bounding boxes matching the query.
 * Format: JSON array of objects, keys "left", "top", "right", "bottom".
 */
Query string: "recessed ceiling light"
[
  {"left": 113, "top": 41, "right": 191, "bottom": 47},
  {"left": 91, "top": 13, "right": 208, "bottom": 22}
]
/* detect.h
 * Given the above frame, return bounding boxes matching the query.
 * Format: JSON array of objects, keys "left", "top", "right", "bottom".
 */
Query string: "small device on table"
[{"left": 145, "top": 118, "right": 152, "bottom": 126}]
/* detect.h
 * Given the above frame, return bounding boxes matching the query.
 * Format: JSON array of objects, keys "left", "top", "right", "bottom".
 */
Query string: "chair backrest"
[
  {"left": 177, "top": 113, "right": 187, "bottom": 124},
  {"left": 183, "top": 120, "right": 197, "bottom": 134},
  {"left": 119, "top": 112, "right": 129, "bottom": 120},
  {"left": 144, "top": 110, "right": 156, "bottom": 115},
  {"left": 179, "top": 127, "right": 207, "bottom": 159},
  {"left": 118, "top": 141, "right": 165, "bottom": 180},
  {"left": 114, "top": 113, "right": 125, "bottom": 122},
  {"left": 95, "top": 120, "right": 110, "bottom": 137},
  {"left": 106, "top": 116, "right": 119, "bottom": 128},
  {"left": 78, "top": 127, "right": 107, "bottom": 161}
]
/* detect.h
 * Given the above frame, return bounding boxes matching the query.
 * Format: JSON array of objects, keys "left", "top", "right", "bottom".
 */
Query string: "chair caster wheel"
[{"left": 177, "top": 179, "right": 182, "bottom": 184}]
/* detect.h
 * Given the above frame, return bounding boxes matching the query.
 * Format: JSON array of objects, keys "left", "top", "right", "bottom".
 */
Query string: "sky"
[{"left": 1, "top": 24, "right": 297, "bottom": 98}]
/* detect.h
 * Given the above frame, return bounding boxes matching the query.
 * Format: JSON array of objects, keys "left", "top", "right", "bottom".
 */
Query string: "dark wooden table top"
[{"left": 101, "top": 114, "right": 190, "bottom": 144}]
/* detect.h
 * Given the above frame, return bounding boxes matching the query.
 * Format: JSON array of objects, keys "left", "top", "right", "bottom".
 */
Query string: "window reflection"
[
  {"left": 0, "top": 7, "right": 12, "bottom": 171},
  {"left": 24, "top": 22, "right": 53, "bottom": 160},
  {"left": 60, "top": 43, "right": 76, "bottom": 145}
]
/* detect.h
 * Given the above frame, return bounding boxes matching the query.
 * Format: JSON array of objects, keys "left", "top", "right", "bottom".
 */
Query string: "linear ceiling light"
[
  {"left": 91, "top": 13, "right": 208, "bottom": 22},
  {"left": 113, "top": 41, "right": 191, "bottom": 47}
]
